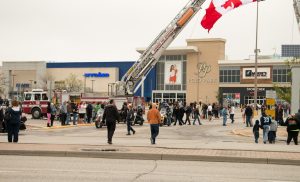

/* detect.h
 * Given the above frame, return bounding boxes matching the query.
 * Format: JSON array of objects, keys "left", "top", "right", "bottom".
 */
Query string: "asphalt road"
[{"left": 0, "top": 155, "right": 299, "bottom": 182}]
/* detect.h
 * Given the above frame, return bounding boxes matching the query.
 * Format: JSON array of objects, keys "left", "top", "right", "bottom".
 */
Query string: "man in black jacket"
[
  {"left": 245, "top": 105, "right": 253, "bottom": 127},
  {"left": 102, "top": 99, "right": 120, "bottom": 144},
  {"left": 285, "top": 115, "right": 299, "bottom": 145}
]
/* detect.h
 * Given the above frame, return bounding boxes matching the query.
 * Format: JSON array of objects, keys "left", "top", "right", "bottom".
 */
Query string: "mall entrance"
[{"left": 152, "top": 91, "right": 186, "bottom": 103}]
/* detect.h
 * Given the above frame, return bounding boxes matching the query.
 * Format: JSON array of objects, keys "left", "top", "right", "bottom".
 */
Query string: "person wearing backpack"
[{"left": 5, "top": 100, "right": 22, "bottom": 143}]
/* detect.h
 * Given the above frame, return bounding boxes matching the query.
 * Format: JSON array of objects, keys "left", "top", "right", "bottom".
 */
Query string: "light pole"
[
  {"left": 91, "top": 80, "right": 95, "bottom": 93},
  {"left": 254, "top": 0, "right": 263, "bottom": 108},
  {"left": 29, "top": 80, "right": 33, "bottom": 90}
]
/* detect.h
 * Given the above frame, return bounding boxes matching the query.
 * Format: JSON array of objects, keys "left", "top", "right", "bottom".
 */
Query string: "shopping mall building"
[{"left": 1, "top": 38, "right": 292, "bottom": 105}]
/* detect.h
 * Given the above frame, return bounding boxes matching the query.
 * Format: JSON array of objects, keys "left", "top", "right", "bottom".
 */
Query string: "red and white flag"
[{"left": 201, "top": 0, "right": 256, "bottom": 32}]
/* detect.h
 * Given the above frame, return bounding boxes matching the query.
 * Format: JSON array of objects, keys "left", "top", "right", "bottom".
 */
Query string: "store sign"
[
  {"left": 194, "top": 62, "right": 211, "bottom": 78},
  {"left": 165, "top": 61, "right": 182, "bottom": 85},
  {"left": 247, "top": 88, "right": 266, "bottom": 92},
  {"left": 242, "top": 67, "right": 271, "bottom": 79},
  {"left": 266, "top": 90, "right": 277, "bottom": 99},
  {"left": 84, "top": 72, "right": 110, "bottom": 78}
]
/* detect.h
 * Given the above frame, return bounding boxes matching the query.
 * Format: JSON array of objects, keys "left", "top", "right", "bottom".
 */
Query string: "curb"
[
  {"left": 27, "top": 123, "right": 94, "bottom": 130},
  {"left": 1, "top": 149, "right": 300, "bottom": 166}
]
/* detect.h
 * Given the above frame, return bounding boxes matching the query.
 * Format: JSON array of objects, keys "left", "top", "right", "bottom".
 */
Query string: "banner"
[{"left": 165, "top": 61, "right": 182, "bottom": 85}]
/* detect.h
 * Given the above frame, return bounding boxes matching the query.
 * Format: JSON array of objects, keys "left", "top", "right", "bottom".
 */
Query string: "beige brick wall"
[{"left": 186, "top": 39, "right": 225, "bottom": 104}]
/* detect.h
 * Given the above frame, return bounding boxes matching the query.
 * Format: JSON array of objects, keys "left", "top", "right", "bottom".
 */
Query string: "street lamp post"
[
  {"left": 254, "top": 0, "right": 263, "bottom": 108},
  {"left": 29, "top": 80, "right": 33, "bottom": 90},
  {"left": 12, "top": 74, "right": 16, "bottom": 98},
  {"left": 91, "top": 80, "right": 95, "bottom": 93}
]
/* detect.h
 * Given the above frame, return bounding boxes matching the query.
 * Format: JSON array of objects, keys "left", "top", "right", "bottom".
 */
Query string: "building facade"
[
  {"left": 1, "top": 38, "right": 292, "bottom": 106},
  {"left": 219, "top": 59, "right": 291, "bottom": 105},
  {"left": 138, "top": 38, "right": 226, "bottom": 104}
]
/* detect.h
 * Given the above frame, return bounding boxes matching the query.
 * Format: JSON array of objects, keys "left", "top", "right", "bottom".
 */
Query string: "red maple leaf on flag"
[
  {"left": 201, "top": 0, "right": 257, "bottom": 32},
  {"left": 222, "top": 0, "right": 242, "bottom": 9}
]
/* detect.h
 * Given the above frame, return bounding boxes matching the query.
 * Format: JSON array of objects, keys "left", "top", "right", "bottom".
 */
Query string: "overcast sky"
[{"left": 0, "top": 0, "right": 299, "bottom": 63}]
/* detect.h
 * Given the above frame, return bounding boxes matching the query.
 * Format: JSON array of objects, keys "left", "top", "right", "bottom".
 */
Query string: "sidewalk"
[{"left": 1, "top": 143, "right": 300, "bottom": 166}]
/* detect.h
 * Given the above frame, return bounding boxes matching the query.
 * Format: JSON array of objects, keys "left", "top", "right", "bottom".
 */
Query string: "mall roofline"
[{"left": 136, "top": 46, "right": 198, "bottom": 55}]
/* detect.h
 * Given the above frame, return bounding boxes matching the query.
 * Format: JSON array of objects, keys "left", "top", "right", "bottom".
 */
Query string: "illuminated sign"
[{"left": 84, "top": 72, "right": 110, "bottom": 78}]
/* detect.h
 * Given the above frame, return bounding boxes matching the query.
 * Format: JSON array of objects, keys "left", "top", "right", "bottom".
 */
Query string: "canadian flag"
[{"left": 201, "top": 0, "right": 257, "bottom": 32}]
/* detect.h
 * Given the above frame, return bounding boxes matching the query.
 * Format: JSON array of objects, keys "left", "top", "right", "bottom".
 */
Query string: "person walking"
[
  {"left": 285, "top": 115, "right": 299, "bottom": 145},
  {"left": 60, "top": 102, "right": 67, "bottom": 126},
  {"left": 50, "top": 103, "right": 56, "bottom": 127},
  {"left": 71, "top": 101, "right": 78, "bottom": 125},
  {"left": 86, "top": 102, "right": 93, "bottom": 124},
  {"left": 147, "top": 103, "right": 161, "bottom": 145},
  {"left": 78, "top": 102, "right": 86, "bottom": 124},
  {"left": 5, "top": 100, "right": 21, "bottom": 143},
  {"left": 126, "top": 104, "right": 136, "bottom": 135},
  {"left": 245, "top": 105, "right": 253, "bottom": 127},
  {"left": 184, "top": 103, "right": 192, "bottom": 125},
  {"left": 207, "top": 104, "right": 213, "bottom": 121},
  {"left": 275, "top": 105, "right": 284, "bottom": 126},
  {"left": 46, "top": 102, "right": 51, "bottom": 127},
  {"left": 193, "top": 105, "right": 202, "bottom": 125},
  {"left": 268, "top": 119, "right": 278, "bottom": 144},
  {"left": 260, "top": 113, "right": 272, "bottom": 144},
  {"left": 221, "top": 106, "right": 228, "bottom": 126},
  {"left": 173, "top": 104, "right": 183, "bottom": 126},
  {"left": 229, "top": 105, "right": 235, "bottom": 124},
  {"left": 253, "top": 120, "right": 260, "bottom": 143},
  {"left": 66, "top": 101, "right": 72, "bottom": 125},
  {"left": 102, "top": 99, "right": 120, "bottom": 145}
]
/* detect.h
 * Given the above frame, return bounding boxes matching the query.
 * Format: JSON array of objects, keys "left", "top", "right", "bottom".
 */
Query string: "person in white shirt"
[
  {"left": 207, "top": 104, "right": 213, "bottom": 121},
  {"left": 229, "top": 105, "right": 235, "bottom": 123}
]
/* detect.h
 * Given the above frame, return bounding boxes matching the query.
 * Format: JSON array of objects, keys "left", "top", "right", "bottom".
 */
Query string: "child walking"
[{"left": 253, "top": 120, "right": 260, "bottom": 143}]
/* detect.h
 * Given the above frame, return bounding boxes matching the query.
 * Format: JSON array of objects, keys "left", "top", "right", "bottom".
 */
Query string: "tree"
[
  {"left": 274, "top": 85, "right": 291, "bottom": 103},
  {"left": 64, "top": 74, "right": 83, "bottom": 92}
]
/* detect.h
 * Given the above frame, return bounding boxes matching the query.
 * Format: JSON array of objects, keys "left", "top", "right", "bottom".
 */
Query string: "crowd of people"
[
  {"left": 46, "top": 101, "right": 105, "bottom": 127},
  {"left": 252, "top": 109, "right": 300, "bottom": 145},
  {"left": 1, "top": 96, "right": 300, "bottom": 147}
]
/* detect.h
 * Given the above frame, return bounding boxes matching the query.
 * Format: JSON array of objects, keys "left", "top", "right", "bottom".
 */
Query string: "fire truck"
[{"left": 22, "top": 89, "right": 49, "bottom": 119}]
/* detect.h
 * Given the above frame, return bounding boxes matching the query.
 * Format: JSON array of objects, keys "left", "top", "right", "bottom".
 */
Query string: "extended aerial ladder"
[
  {"left": 109, "top": 0, "right": 300, "bottom": 97},
  {"left": 109, "top": 0, "right": 205, "bottom": 96},
  {"left": 294, "top": 0, "right": 300, "bottom": 32}
]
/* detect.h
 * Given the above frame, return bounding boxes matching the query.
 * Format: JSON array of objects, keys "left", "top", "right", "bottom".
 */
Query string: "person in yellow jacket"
[{"left": 147, "top": 103, "right": 161, "bottom": 144}]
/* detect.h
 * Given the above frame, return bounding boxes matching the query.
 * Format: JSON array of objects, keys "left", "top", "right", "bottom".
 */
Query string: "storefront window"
[
  {"left": 222, "top": 93, "right": 240, "bottom": 105},
  {"left": 152, "top": 92, "right": 186, "bottom": 103},
  {"left": 219, "top": 68, "right": 240, "bottom": 83},
  {"left": 273, "top": 67, "right": 291, "bottom": 83}
]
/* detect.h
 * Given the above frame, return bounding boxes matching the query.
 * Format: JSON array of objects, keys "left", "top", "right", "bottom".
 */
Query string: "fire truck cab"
[{"left": 22, "top": 89, "right": 49, "bottom": 119}]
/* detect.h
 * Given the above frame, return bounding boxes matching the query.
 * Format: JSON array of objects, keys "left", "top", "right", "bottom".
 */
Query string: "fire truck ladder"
[
  {"left": 109, "top": 0, "right": 205, "bottom": 96},
  {"left": 294, "top": 0, "right": 300, "bottom": 32}
]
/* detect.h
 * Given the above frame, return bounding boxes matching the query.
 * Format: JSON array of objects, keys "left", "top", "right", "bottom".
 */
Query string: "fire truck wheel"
[{"left": 32, "top": 108, "right": 41, "bottom": 119}]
